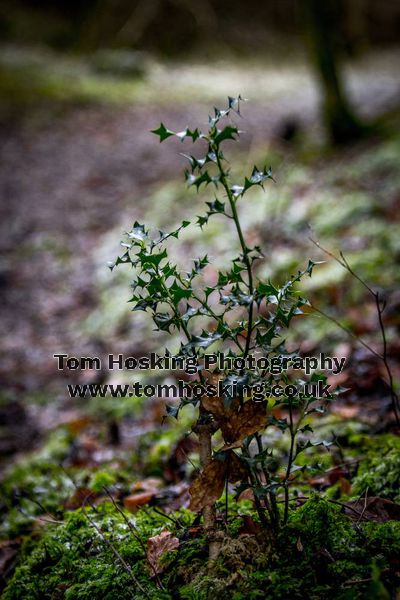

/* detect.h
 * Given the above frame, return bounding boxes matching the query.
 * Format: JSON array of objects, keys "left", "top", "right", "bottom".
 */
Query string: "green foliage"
[
  {"left": 112, "top": 97, "right": 336, "bottom": 527},
  {"left": 0, "top": 429, "right": 74, "bottom": 538},
  {"left": 352, "top": 436, "right": 400, "bottom": 502}
]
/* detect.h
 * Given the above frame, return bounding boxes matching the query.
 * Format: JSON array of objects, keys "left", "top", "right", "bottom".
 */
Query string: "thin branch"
[
  {"left": 83, "top": 506, "right": 149, "bottom": 598},
  {"left": 309, "top": 237, "right": 400, "bottom": 425},
  {"left": 310, "top": 302, "right": 383, "bottom": 360}
]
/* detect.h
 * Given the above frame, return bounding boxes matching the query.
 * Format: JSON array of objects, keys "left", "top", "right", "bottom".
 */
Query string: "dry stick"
[
  {"left": 355, "top": 487, "right": 370, "bottom": 526},
  {"left": 83, "top": 505, "right": 149, "bottom": 598},
  {"left": 150, "top": 506, "right": 183, "bottom": 528},
  {"left": 102, "top": 486, "right": 165, "bottom": 589},
  {"left": 289, "top": 496, "right": 364, "bottom": 518},
  {"left": 309, "top": 238, "right": 400, "bottom": 426},
  {"left": 156, "top": 291, "right": 218, "bottom": 549},
  {"left": 103, "top": 486, "right": 146, "bottom": 547},
  {"left": 194, "top": 418, "right": 220, "bottom": 560},
  {"left": 36, "top": 516, "right": 65, "bottom": 524},
  {"left": 157, "top": 268, "right": 219, "bottom": 543},
  {"left": 310, "top": 303, "right": 383, "bottom": 360},
  {"left": 17, "top": 492, "right": 63, "bottom": 523},
  {"left": 59, "top": 466, "right": 150, "bottom": 596},
  {"left": 343, "top": 569, "right": 390, "bottom": 587},
  {"left": 242, "top": 445, "right": 269, "bottom": 528},
  {"left": 225, "top": 459, "right": 229, "bottom": 526}
]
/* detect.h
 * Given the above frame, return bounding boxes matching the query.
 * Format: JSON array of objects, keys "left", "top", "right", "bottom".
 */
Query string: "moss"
[
  {"left": 352, "top": 436, "right": 400, "bottom": 502},
  {"left": 179, "top": 497, "right": 399, "bottom": 600},
  {"left": 3, "top": 503, "right": 188, "bottom": 600},
  {"left": 0, "top": 429, "right": 134, "bottom": 539},
  {"left": 0, "top": 429, "right": 75, "bottom": 538},
  {"left": 4, "top": 497, "right": 400, "bottom": 599}
]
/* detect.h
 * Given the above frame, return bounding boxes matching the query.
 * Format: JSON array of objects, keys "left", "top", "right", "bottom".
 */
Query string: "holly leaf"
[
  {"left": 185, "top": 331, "right": 222, "bottom": 350},
  {"left": 186, "top": 170, "right": 212, "bottom": 190},
  {"left": 244, "top": 166, "right": 274, "bottom": 191},
  {"left": 228, "top": 95, "right": 244, "bottom": 113},
  {"left": 151, "top": 123, "right": 174, "bottom": 142},
  {"left": 169, "top": 281, "right": 192, "bottom": 304},
  {"left": 138, "top": 248, "right": 167, "bottom": 268},
  {"left": 230, "top": 184, "right": 245, "bottom": 197},
  {"left": 214, "top": 125, "right": 239, "bottom": 145},
  {"left": 196, "top": 214, "right": 209, "bottom": 228},
  {"left": 206, "top": 198, "right": 225, "bottom": 214}
]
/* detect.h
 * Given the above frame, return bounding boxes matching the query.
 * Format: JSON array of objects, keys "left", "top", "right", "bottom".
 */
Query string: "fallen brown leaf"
[
  {"left": 296, "top": 537, "right": 304, "bottom": 552},
  {"left": 238, "top": 515, "right": 262, "bottom": 536},
  {"left": 64, "top": 487, "right": 94, "bottom": 510},
  {"left": 147, "top": 530, "right": 179, "bottom": 575},
  {"left": 228, "top": 451, "right": 248, "bottom": 483},
  {"left": 238, "top": 487, "right": 255, "bottom": 502},
  {"left": 221, "top": 400, "right": 267, "bottom": 448},
  {"left": 188, "top": 451, "right": 247, "bottom": 512},
  {"left": 131, "top": 478, "right": 163, "bottom": 493},
  {"left": 123, "top": 480, "right": 162, "bottom": 514},
  {"left": 124, "top": 492, "right": 154, "bottom": 512},
  {"left": 201, "top": 395, "right": 226, "bottom": 421},
  {"left": 345, "top": 496, "right": 400, "bottom": 522}
]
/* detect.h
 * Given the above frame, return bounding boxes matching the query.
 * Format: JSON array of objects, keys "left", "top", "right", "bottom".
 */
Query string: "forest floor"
[{"left": 0, "top": 45, "right": 400, "bottom": 598}]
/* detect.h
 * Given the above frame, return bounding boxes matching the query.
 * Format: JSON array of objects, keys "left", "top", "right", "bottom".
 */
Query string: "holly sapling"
[{"left": 112, "top": 96, "right": 333, "bottom": 558}]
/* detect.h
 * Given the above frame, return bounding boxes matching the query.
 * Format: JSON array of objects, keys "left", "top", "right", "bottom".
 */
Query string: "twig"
[
  {"left": 309, "top": 237, "right": 400, "bottom": 425},
  {"left": 83, "top": 506, "right": 149, "bottom": 598},
  {"left": 289, "top": 496, "right": 364, "bottom": 518},
  {"left": 103, "top": 486, "right": 147, "bottom": 549},
  {"left": 255, "top": 432, "right": 279, "bottom": 528},
  {"left": 150, "top": 506, "right": 183, "bottom": 528},
  {"left": 342, "top": 569, "right": 390, "bottom": 587},
  {"left": 102, "top": 488, "right": 165, "bottom": 589},
  {"left": 283, "top": 400, "right": 296, "bottom": 525},
  {"left": 356, "top": 487, "right": 369, "bottom": 525},
  {"left": 15, "top": 491, "right": 62, "bottom": 523},
  {"left": 59, "top": 466, "right": 151, "bottom": 596},
  {"left": 310, "top": 302, "right": 383, "bottom": 360}
]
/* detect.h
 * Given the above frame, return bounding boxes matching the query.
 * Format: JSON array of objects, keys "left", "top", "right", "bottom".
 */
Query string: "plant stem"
[
  {"left": 215, "top": 150, "right": 254, "bottom": 357},
  {"left": 255, "top": 433, "right": 279, "bottom": 528},
  {"left": 242, "top": 445, "right": 269, "bottom": 528},
  {"left": 156, "top": 267, "right": 219, "bottom": 546},
  {"left": 283, "top": 400, "right": 296, "bottom": 525},
  {"left": 194, "top": 413, "right": 220, "bottom": 560}
]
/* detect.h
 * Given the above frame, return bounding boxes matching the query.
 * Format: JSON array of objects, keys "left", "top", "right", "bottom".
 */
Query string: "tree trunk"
[{"left": 304, "top": 0, "right": 365, "bottom": 144}]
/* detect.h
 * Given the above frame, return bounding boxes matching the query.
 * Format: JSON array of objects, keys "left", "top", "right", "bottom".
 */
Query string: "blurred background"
[{"left": 0, "top": 0, "right": 399, "bottom": 488}]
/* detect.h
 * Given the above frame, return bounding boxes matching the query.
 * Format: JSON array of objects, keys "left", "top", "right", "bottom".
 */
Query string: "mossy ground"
[
  {"left": 3, "top": 497, "right": 399, "bottom": 599},
  {"left": 1, "top": 392, "right": 400, "bottom": 598}
]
